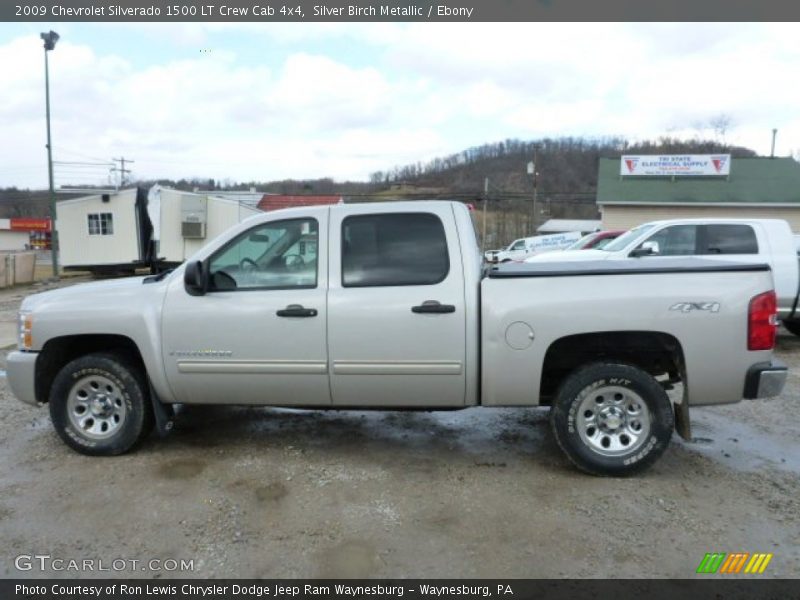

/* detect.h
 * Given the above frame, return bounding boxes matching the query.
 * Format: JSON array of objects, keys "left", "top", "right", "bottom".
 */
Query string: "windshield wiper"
[{"left": 143, "top": 269, "right": 174, "bottom": 284}]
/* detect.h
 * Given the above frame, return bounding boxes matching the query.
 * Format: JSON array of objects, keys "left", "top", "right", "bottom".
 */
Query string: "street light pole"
[
  {"left": 41, "top": 30, "right": 59, "bottom": 278},
  {"left": 527, "top": 144, "right": 539, "bottom": 235}
]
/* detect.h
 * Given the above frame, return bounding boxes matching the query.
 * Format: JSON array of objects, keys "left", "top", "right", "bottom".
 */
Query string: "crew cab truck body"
[
  {"left": 525, "top": 218, "right": 800, "bottom": 329},
  {"left": 6, "top": 202, "right": 787, "bottom": 475}
]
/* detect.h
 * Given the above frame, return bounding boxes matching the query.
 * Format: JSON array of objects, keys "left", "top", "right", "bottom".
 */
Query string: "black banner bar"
[
  {"left": 3, "top": 579, "right": 800, "bottom": 600},
  {"left": 5, "top": 0, "right": 800, "bottom": 22}
]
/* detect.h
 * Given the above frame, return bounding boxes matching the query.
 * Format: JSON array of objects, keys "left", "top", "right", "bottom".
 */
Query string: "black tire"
[
  {"left": 782, "top": 319, "right": 800, "bottom": 337},
  {"left": 550, "top": 362, "right": 674, "bottom": 476},
  {"left": 49, "top": 353, "right": 154, "bottom": 456}
]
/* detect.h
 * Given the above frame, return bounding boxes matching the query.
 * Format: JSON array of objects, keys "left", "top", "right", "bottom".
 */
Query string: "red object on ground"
[{"left": 257, "top": 195, "right": 343, "bottom": 212}]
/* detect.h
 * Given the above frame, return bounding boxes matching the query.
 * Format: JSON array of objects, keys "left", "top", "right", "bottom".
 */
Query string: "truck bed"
[{"left": 480, "top": 257, "right": 776, "bottom": 408}]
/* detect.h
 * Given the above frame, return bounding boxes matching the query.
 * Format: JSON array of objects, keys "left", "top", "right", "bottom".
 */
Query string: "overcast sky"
[{"left": 1, "top": 22, "right": 799, "bottom": 189}]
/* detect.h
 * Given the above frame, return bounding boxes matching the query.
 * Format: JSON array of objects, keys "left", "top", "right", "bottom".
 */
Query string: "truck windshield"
[
  {"left": 565, "top": 233, "right": 595, "bottom": 250},
  {"left": 602, "top": 224, "right": 656, "bottom": 252}
]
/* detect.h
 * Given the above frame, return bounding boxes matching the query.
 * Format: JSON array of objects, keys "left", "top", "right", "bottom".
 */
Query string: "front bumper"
[
  {"left": 744, "top": 360, "right": 788, "bottom": 399},
  {"left": 6, "top": 351, "right": 39, "bottom": 406}
]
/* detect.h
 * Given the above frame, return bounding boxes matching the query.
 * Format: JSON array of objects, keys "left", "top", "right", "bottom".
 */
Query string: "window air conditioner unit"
[
  {"left": 181, "top": 219, "right": 206, "bottom": 239},
  {"left": 180, "top": 194, "right": 208, "bottom": 239}
]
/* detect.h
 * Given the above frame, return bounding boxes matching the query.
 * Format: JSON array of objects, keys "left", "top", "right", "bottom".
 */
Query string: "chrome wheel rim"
[
  {"left": 576, "top": 385, "right": 651, "bottom": 457},
  {"left": 66, "top": 375, "right": 127, "bottom": 439}
]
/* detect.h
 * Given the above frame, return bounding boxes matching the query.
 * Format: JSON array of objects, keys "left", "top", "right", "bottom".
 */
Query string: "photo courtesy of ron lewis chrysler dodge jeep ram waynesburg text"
[{"left": 5, "top": 201, "right": 788, "bottom": 475}]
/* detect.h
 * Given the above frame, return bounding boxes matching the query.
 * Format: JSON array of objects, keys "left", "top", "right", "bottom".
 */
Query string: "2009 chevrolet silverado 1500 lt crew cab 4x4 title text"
[{"left": 6, "top": 201, "right": 788, "bottom": 475}]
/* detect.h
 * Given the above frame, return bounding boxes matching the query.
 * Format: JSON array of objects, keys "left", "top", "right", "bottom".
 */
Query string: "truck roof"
[
  {"left": 635, "top": 217, "right": 790, "bottom": 227},
  {"left": 241, "top": 200, "right": 468, "bottom": 223}
]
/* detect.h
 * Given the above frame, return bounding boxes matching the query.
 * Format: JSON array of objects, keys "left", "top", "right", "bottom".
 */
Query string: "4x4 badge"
[{"left": 670, "top": 302, "right": 720, "bottom": 313}]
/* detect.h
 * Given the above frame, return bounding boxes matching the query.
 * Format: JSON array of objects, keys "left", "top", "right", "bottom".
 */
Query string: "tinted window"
[
  {"left": 208, "top": 218, "right": 318, "bottom": 291},
  {"left": 640, "top": 225, "right": 698, "bottom": 256},
  {"left": 342, "top": 213, "right": 449, "bottom": 287},
  {"left": 703, "top": 224, "right": 758, "bottom": 255}
]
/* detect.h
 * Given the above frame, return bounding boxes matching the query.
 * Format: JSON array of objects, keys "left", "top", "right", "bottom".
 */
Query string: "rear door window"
[
  {"left": 702, "top": 224, "right": 758, "bottom": 254},
  {"left": 342, "top": 213, "right": 449, "bottom": 287}
]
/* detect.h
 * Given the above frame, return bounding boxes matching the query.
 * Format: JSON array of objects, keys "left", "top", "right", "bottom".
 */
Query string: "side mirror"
[
  {"left": 184, "top": 260, "right": 207, "bottom": 296},
  {"left": 630, "top": 241, "right": 660, "bottom": 258}
]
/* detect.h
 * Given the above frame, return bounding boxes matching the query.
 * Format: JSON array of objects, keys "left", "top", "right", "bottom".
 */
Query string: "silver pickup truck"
[{"left": 6, "top": 201, "right": 787, "bottom": 475}]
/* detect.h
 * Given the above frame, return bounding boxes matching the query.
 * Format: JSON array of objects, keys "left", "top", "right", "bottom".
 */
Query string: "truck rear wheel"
[
  {"left": 49, "top": 353, "right": 154, "bottom": 456},
  {"left": 550, "top": 362, "right": 674, "bottom": 476}
]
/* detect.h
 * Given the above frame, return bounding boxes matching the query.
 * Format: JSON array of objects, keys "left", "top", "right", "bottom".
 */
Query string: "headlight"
[{"left": 18, "top": 311, "right": 32, "bottom": 351}]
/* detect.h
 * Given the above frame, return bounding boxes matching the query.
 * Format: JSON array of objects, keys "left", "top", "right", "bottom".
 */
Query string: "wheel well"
[
  {"left": 539, "top": 331, "right": 685, "bottom": 405},
  {"left": 35, "top": 334, "right": 146, "bottom": 404}
]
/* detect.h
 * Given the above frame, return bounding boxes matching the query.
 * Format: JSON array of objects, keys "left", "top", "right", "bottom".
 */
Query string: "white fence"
[{"left": 0, "top": 252, "right": 36, "bottom": 287}]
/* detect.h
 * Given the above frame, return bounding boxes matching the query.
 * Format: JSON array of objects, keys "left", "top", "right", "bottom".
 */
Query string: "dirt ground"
[{"left": 0, "top": 278, "right": 798, "bottom": 579}]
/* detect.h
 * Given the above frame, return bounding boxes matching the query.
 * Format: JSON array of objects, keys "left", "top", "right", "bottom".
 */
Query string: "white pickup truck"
[
  {"left": 6, "top": 202, "right": 787, "bottom": 475},
  {"left": 484, "top": 231, "right": 582, "bottom": 263},
  {"left": 527, "top": 218, "right": 800, "bottom": 333}
]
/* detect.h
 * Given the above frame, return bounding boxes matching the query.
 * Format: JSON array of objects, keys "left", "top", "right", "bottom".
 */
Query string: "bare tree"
[{"left": 709, "top": 113, "right": 734, "bottom": 147}]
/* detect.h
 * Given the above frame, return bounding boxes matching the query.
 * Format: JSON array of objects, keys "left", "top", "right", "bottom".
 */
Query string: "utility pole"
[
  {"left": 532, "top": 145, "right": 539, "bottom": 234},
  {"left": 111, "top": 157, "right": 135, "bottom": 189},
  {"left": 770, "top": 129, "right": 778, "bottom": 158},
  {"left": 41, "top": 30, "right": 60, "bottom": 279}
]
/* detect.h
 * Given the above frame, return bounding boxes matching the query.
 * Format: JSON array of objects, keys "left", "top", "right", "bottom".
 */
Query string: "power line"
[
  {"left": 54, "top": 146, "right": 109, "bottom": 163},
  {"left": 53, "top": 160, "right": 113, "bottom": 167},
  {"left": 111, "top": 157, "right": 135, "bottom": 189}
]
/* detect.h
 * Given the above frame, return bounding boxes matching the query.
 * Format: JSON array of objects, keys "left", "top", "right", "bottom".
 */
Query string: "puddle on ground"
[
  {"left": 255, "top": 482, "right": 288, "bottom": 503},
  {"left": 157, "top": 458, "right": 206, "bottom": 480},
  {"left": 679, "top": 409, "right": 799, "bottom": 475},
  {"left": 317, "top": 540, "right": 379, "bottom": 578},
  {"left": 195, "top": 405, "right": 549, "bottom": 458}
]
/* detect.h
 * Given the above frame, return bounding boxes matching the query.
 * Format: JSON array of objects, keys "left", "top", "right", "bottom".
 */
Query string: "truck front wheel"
[
  {"left": 550, "top": 362, "right": 674, "bottom": 476},
  {"left": 49, "top": 353, "right": 154, "bottom": 456}
]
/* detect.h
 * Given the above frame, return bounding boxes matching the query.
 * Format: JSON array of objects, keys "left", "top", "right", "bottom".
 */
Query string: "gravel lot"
[{"left": 0, "top": 278, "right": 798, "bottom": 579}]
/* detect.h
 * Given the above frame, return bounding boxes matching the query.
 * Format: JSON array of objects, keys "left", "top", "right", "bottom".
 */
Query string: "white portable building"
[
  {"left": 56, "top": 186, "right": 260, "bottom": 274},
  {"left": 0, "top": 219, "right": 35, "bottom": 251},
  {"left": 147, "top": 185, "right": 260, "bottom": 265},
  {"left": 56, "top": 189, "right": 145, "bottom": 272}
]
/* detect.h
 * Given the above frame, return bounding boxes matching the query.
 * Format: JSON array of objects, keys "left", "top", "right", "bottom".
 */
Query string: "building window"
[{"left": 87, "top": 213, "right": 114, "bottom": 236}]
